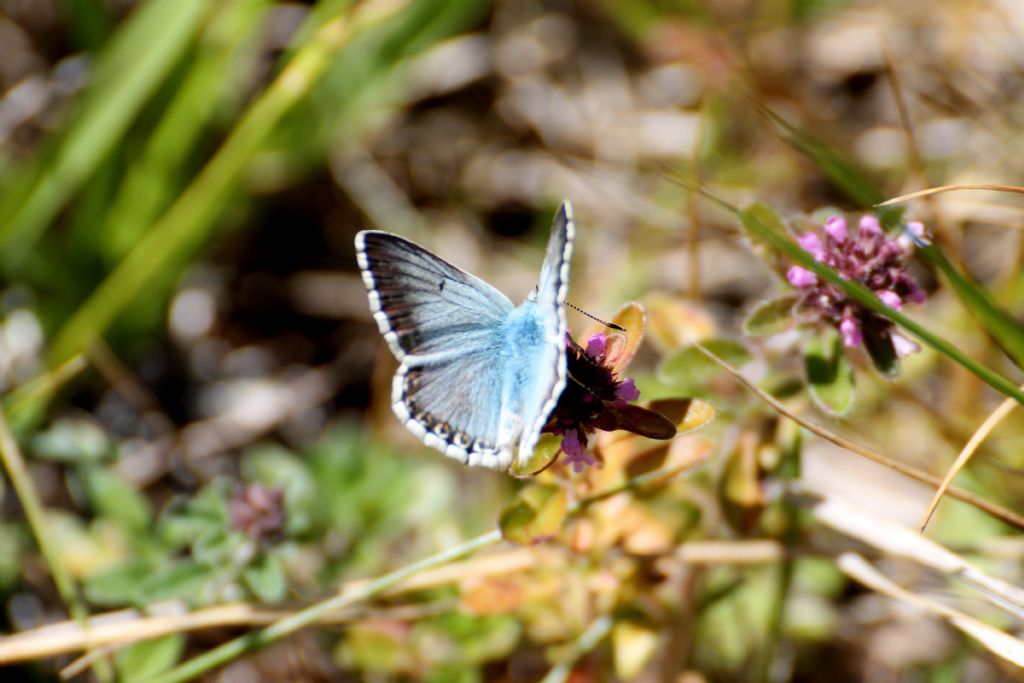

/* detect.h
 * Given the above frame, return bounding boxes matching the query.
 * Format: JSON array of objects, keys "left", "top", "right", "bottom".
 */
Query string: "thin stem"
[
  {"left": 0, "top": 408, "right": 112, "bottom": 681},
  {"left": 149, "top": 531, "right": 503, "bottom": 683},
  {"left": 920, "top": 383, "right": 1024, "bottom": 532},
  {"left": 876, "top": 184, "right": 1024, "bottom": 208},
  {"left": 691, "top": 340, "right": 1024, "bottom": 531},
  {"left": 539, "top": 615, "right": 614, "bottom": 683}
]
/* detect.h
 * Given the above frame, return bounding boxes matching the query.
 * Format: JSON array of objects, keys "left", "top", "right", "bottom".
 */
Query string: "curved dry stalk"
[
  {"left": 876, "top": 184, "right": 1024, "bottom": 207},
  {"left": 920, "top": 384, "right": 1024, "bottom": 532},
  {"left": 689, "top": 340, "right": 1024, "bottom": 531},
  {"left": 838, "top": 553, "right": 1024, "bottom": 667}
]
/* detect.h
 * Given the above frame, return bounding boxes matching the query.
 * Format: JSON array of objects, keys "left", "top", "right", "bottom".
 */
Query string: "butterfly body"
[{"left": 356, "top": 202, "right": 574, "bottom": 470}]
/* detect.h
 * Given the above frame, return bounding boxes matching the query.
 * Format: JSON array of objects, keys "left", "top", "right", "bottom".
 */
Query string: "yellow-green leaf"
[{"left": 499, "top": 484, "right": 568, "bottom": 545}]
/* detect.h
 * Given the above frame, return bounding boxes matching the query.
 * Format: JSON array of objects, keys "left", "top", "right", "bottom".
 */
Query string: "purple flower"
[
  {"left": 787, "top": 266, "right": 817, "bottom": 288},
  {"left": 798, "top": 232, "right": 824, "bottom": 258},
  {"left": 543, "top": 332, "right": 674, "bottom": 473},
  {"left": 560, "top": 430, "right": 597, "bottom": 473},
  {"left": 585, "top": 333, "right": 607, "bottom": 359},
  {"left": 615, "top": 377, "right": 640, "bottom": 402},
  {"left": 788, "top": 214, "right": 927, "bottom": 366},
  {"left": 230, "top": 483, "right": 286, "bottom": 543},
  {"left": 824, "top": 216, "right": 848, "bottom": 242}
]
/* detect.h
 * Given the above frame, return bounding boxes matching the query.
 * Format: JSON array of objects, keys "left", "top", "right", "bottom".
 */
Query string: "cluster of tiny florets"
[
  {"left": 229, "top": 483, "right": 286, "bottom": 543},
  {"left": 787, "top": 215, "right": 926, "bottom": 356},
  {"left": 543, "top": 333, "right": 640, "bottom": 472}
]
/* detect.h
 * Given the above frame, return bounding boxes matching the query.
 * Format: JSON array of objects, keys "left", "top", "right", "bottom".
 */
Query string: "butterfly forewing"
[{"left": 356, "top": 231, "right": 513, "bottom": 360}]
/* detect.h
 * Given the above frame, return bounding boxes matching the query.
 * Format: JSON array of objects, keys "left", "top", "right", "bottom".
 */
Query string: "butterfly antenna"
[{"left": 562, "top": 301, "right": 626, "bottom": 331}]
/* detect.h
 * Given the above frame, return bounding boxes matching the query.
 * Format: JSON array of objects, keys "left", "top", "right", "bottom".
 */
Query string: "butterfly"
[{"left": 355, "top": 201, "right": 574, "bottom": 471}]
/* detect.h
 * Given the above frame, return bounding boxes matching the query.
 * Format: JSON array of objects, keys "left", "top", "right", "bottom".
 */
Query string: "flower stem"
[
  {"left": 539, "top": 615, "right": 614, "bottom": 683},
  {"left": 0, "top": 408, "right": 112, "bottom": 681}
]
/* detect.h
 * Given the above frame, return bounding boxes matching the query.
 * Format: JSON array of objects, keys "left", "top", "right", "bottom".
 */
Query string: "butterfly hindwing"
[{"left": 356, "top": 230, "right": 517, "bottom": 467}]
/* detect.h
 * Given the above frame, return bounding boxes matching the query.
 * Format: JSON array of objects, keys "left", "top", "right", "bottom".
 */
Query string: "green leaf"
[
  {"left": 31, "top": 419, "right": 111, "bottom": 463},
  {"left": 744, "top": 295, "right": 798, "bottom": 337},
  {"left": 79, "top": 465, "right": 152, "bottom": 532},
  {"left": 157, "top": 481, "right": 230, "bottom": 549},
  {"left": 508, "top": 433, "right": 562, "bottom": 478},
  {"left": 116, "top": 634, "right": 185, "bottom": 682},
  {"left": 338, "top": 622, "right": 416, "bottom": 674},
  {"left": 659, "top": 339, "right": 753, "bottom": 395},
  {"left": 413, "top": 613, "right": 521, "bottom": 667},
  {"left": 192, "top": 528, "right": 247, "bottom": 566},
  {"left": 804, "top": 330, "right": 855, "bottom": 416},
  {"left": 134, "top": 559, "right": 215, "bottom": 604},
  {"left": 499, "top": 484, "right": 568, "bottom": 545},
  {"left": 0, "top": 523, "right": 26, "bottom": 590},
  {"left": 242, "top": 552, "right": 286, "bottom": 603},
  {"left": 0, "top": 0, "right": 208, "bottom": 266},
  {"left": 84, "top": 559, "right": 153, "bottom": 606}
]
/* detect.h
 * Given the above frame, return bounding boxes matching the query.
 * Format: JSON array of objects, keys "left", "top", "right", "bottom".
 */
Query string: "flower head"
[
  {"left": 543, "top": 332, "right": 674, "bottom": 473},
  {"left": 230, "top": 483, "right": 286, "bottom": 543},
  {"left": 788, "top": 214, "right": 926, "bottom": 360}
]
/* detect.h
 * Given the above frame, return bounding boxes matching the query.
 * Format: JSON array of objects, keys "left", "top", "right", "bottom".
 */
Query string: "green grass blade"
[
  {"left": 101, "top": 0, "right": 270, "bottom": 264},
  {"left": 47, "top": 0, "right": 480, "bottom": 366},
  {"left": 0, "top": 0, "right": 208, "bottom": 268},
  {"left": 915, "top": 243, "right": 1024, "bottom": 370}
]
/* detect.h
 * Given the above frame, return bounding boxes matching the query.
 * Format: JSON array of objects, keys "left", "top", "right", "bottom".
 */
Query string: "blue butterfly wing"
[
  {"left": 356, "top": 230, "right": 519, "bottom": 467},
  {"left": 499, "top": 201, "right": 574, "bottom": 465},
  {"left": 356, "top": 200, "right": 574, "bottom": 471}
]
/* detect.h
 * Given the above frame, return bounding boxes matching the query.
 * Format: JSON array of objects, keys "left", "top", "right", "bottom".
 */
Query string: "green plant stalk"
[
  {"left": 101, "top": 0, "right": 270, "bottom": 263},
  {"left": 539, "top": 615, "right": 614, "bottom": 683},
  {"left": 3, "top": 355, "right": 87, "bottom": 433},
  {"left": 47, "top": 8, "right": 367, "bottom": 365},
  {"left": 0, "top": 0, "right": 208, "bottom": 266},
  {"left": 0, "top": 408, "right": 112, "bottom": 681},
  {"left": 150, "top": 460, "right": 697, "bottom": 683},
  {"left": 915, "top": 243, "right": 1024, "bottom": 370},
  {"left": 735, "top": 207, "right": 1024, "bottom": 406}
]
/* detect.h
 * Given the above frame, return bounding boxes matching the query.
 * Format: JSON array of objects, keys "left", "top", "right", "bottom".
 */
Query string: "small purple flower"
[
  {"left": 859, "top": 215, "right": 883, "bottom": 237},
  {"left": 787, "top": 266, "right": 817, "bottom": 288},
  {"left": 543, "top": 332, "right": 674, "bottom": 473},
  {"left": 230, "top": 483, "right": 286, "bottom": 543},
  {"left": 585, "top": 333, "right": 607, "bottom": 359},
  {"left": 824, "top": 216, "right": 848, "bottom": 242},
  {"left": 615, "top": 377, "right": 640, "bottom": 402},
  {"left": 560, "top": 430, "right": 598, "bottom": 473},
  {"left": 798, "top": 232, "right": 824, "bottom": 258},
  {"left": 788, "top": 214, "right": 927, "bottom": 366},
  {"left": 839, "top": 316, "right": 863, "bottom": 348}
]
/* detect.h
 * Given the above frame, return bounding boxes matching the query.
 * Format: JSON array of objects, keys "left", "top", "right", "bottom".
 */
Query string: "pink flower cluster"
[{"left": 787, "top": 215, "right": 925, "bottom": 357}]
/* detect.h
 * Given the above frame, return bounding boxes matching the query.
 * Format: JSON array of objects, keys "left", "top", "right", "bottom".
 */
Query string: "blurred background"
[{"left": 1, "top": 0, "right": 1023, "bottom": 681}]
